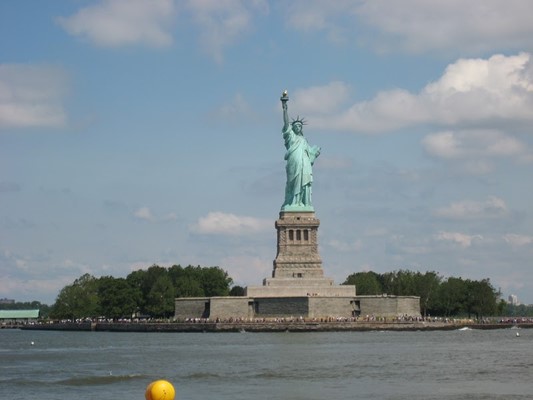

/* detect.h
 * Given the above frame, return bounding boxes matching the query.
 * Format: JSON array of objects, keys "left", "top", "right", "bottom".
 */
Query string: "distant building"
[
  {"left": 0, "top": 298, "right": 15, "bottom": 304},
  {"left": 0, "top": 310, "right": 39, "bottom": 324},
  {"left": 508, "top": 294, "right": 520, "bottom": 305}
]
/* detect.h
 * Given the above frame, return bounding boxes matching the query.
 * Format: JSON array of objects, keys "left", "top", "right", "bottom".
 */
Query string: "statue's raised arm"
[
  {"left": 280, "top": 89, "right": 290, "bottom": 131},
  {"left": 278, "top": 89, "right": 321, "bottom": 212}
]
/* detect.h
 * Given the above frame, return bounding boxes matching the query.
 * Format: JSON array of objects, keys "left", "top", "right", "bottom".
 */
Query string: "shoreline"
[{"left": 14, "top": 321, "right": 533, "bottom": 333}]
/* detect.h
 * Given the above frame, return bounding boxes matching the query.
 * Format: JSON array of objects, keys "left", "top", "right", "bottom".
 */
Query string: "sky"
[{"left": 1, "top": 0, "right": 533, "bottom": 306}]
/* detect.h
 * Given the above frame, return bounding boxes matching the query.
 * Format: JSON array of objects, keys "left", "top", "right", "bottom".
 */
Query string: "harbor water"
[{"left": 0, "top": 328, "right": 531, "bottom": 399}]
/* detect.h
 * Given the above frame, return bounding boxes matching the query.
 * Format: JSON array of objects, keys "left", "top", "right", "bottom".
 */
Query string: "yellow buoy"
[{"left": 145, "top": 380, "right": 176, "bottom": 400}]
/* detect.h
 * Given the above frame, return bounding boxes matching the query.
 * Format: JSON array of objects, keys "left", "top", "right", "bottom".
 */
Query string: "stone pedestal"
[
  {"left": 272, "top": 211, "right": 324, "bottom": 279},
  {"left": 246, "top": 211, "right": 355, "bottom": 298}
]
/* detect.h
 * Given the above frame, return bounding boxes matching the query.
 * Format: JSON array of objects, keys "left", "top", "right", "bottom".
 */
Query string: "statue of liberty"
[{"left": 280, "top": 90, "right": 321, "bottom": 211}]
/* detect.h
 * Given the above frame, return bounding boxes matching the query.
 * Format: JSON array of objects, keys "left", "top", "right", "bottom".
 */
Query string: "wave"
[
  {"left": 185, "top": 372, "right": 223, "bottom": 380},
  {"left": 57, "top": 373, "right": 146, "bottom": 386}
]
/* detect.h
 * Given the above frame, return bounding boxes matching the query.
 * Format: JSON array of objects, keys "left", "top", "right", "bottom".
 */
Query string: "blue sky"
[{"left": 1, "top": 0, "right": 533, "bottom": 305}]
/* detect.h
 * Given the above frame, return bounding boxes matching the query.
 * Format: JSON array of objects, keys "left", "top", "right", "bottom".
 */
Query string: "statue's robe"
[{"left": 282, "top": 125, "right": 319, "bottom": 209}]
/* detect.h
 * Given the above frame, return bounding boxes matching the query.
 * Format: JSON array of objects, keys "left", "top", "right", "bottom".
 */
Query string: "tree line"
[
  {"left": 7, "top": 266, "right": 531, "bottom": 320},
  {"left": 343, "top": 270, "right": 505, "bottom": 318},
  {"left": 49, "top": 264, "right": 234, "bottom": 320}
]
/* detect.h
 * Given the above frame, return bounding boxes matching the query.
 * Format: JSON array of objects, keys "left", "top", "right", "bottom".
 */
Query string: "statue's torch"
[{"left": 281, "top": 90, "right": 289, "bottom": 111}]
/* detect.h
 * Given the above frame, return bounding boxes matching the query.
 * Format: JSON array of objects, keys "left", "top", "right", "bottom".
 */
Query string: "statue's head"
[{"left": 292, "top": 117, "right": 306, "bottom": 135}]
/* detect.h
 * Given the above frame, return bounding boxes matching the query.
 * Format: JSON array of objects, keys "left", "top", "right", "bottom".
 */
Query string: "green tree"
[
  {"left": 465, "top": 279, "right": 498, "bottom": 319},
  {"left": 174, "top": 265, "right": 202, "bottom": 296},
  {"left": 414, "top": 271, "right": 442, "bottom": 317},
  {"left": 143, "top": 265, "right": 169, "bottom": 296},
  {"left": 146, "top": 275, "right": 175, "bottom": 318},
  {"left": 434, "top": 277, "right": 467, "bottom": 316},
  {"left": 200, "top": 266, "right": 232, "bottom": 297},
  {"left": 97, "top": 276, "right": 140, "bottom": 319},
  {"left": 168, "top": 264, "right": 185, "bottom": 286},
  {"left": 341, "top": 269, "right": 509, "bottom": 318},
  {"left": 507, "top": 303, "right": 533, "bottom": 317},
  {"left": 126, "top": 265, "right": 169, "bottom": 315},
  {"left": 126, "top": 269, "right": 148, "bottom": 312},
  {"left": 381, "top": 270, "right": 417, "bottom": 296},
  {"left": 496, "top": 299, "right": 507, "bottom": 316},
  {"left": 343, "top": 271, "right": 382, "bottom": 295},
  {"left": 175, "top": 275, "right": 204, "bottom": 297},
  {"left": 50, "top": 273, "right": 99, "bottom": 320},
  {"left": 229, "top": 285, "right": 245, "bottom": 296}
]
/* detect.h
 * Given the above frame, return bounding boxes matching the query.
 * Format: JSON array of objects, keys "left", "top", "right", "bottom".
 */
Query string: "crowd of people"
[
  {"left": 179, "top": 315, "right": 445, "bottom": 324},
  {"left": 177, "top": 315, "right": 533, "bottom": 325}
]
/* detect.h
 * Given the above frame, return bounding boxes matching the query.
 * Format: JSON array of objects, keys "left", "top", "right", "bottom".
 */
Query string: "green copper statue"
[{"left": 280, "top": 90, "right": 321, "bottom": 211}]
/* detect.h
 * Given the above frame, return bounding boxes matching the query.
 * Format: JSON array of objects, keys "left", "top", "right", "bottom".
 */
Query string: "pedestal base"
[{"left": 246, "top": 279, "right": 356, "bottom": 298}]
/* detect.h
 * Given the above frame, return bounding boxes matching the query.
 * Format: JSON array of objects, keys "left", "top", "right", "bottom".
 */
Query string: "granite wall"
[
  {"left": 174, "top": 298, "right": 210, "bottom": 319},
  {"left": 357, "top": 295, "right": 420, "bottom": 317},
  {"left": 209, "top": 297, "right": 250, "bottom": 320},
  {"left": 175, "top": 295, "right": 421, "bottom": 320},
  {"left": 253, "top": 297, "right": 309, "bottom": 317},
  {"left": 308, "top": 296, "right": 356, "bottom": 318}
]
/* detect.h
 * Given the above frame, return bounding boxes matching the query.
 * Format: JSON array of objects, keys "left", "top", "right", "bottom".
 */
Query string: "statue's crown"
[{"left": 292, "top": 116, "right": 306, "bottom": 125}]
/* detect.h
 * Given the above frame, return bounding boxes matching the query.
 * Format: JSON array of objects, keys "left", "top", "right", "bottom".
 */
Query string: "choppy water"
[{"left": 0, "top": 328, "right": 531, "bottom": 400}]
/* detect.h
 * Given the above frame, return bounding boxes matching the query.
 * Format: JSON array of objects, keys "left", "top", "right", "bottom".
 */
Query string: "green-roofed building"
[{"left": 0, "top": 309, "right": 40, "bottom": 324}]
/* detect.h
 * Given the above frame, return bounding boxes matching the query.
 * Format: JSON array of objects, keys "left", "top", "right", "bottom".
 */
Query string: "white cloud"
[
  {"left": 57, "top": 0, "right": 176, "bottom": 48},
  {"left": 57, "top": 0, "right": 270, "bottom": 59},
  {"left": 134, "top": 207, "right": 154, "bottom": 221},
  {"left": 422, "top": 130, "right": 527, "bottom": 159},
  {"left": 133, "top": 208, "right": 178, "bottom": 223},
  {"left": 286, "top": 1, "right": 533, "bottom": 54},
  {"left": 434, "top": 196, "right": 508, "bottom": 219},
  {"left": 0, "top": 64, "right": 68, "bottom": 129},
  {"left": 503, "top": 234, "right": 533, "bottom": 247},
  {"left": 434, "top": 231, "right": 482, "bottom": 248},
  {"left": 355, "top": 0, "right": 533, "bottom": 54},
  {"left": 186, "top": 0, "right": 269, "bottom": 62},
  {"left": 422, "top": 129, "right": 532, "bottom": 173},
  {"left": 307, "top": 53, "right": 533, "bottom": 134},
  {"left": 423, "top": 53, "right": 533, "bottom": 122},
  {"left": 191, "top": 211, "right": 270, "bottom": 235}
]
